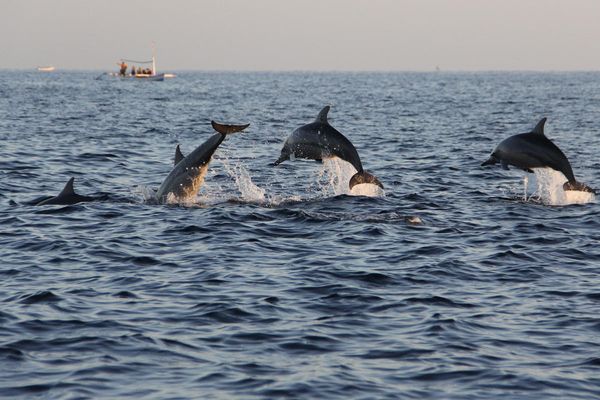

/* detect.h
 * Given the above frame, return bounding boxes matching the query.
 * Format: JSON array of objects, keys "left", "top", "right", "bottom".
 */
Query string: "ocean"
[{"left": 1, "top": 70, "right": 599, "bottom": 399}]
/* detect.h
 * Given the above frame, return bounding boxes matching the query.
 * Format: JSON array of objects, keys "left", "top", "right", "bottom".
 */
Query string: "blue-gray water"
[{"left": 1, "top": 71, "right": 600, "bottom": 399}]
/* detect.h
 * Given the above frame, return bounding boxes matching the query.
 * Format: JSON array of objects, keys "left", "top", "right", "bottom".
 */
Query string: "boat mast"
[{"left": 152, "top": 42, "right": 157, "bottom": 76}]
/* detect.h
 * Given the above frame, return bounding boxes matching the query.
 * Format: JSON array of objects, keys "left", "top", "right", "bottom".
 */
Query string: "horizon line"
[{"left": 2, "top": 67, "right": 600, "bottom": 74}]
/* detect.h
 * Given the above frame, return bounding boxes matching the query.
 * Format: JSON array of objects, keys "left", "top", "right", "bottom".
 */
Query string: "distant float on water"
[{"left": 37, "top": 66, "right": 55, "bottom": 72}]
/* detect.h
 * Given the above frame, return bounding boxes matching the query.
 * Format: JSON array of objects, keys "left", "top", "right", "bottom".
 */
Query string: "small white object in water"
[{"left": 405, "top": 216, "right": 423, "bottom": 225}]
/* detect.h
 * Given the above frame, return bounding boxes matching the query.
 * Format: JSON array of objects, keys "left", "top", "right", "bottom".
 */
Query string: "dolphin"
[
  {"left": 35, "top": 177, "right": 99, "bottom": 206},
  {"left": 155, "top": 120, "right": 249, "bottom": 203},
  {"left": 273, "top": 106, "right": 383, "bottom": 190},
  {"left": 482, "top": 118, "right": 595, "bottom": 193}
]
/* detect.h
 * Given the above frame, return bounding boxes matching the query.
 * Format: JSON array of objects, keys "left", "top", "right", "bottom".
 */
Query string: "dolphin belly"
[{"left": 156, "top": 162, "right": 210, "bottom": 202}]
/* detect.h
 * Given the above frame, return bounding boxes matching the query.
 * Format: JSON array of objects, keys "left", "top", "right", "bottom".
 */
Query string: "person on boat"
[
  {"left": 131, "top": 65, "right": 136, "bottom": 76},
  {"left": 118, "top": 61, "right": 127, "bottom": 76}
]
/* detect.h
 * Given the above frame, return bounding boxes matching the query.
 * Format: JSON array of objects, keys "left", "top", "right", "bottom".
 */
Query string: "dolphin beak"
[{"left": 481, "top": 156, "right": 497, "bottom": 167}]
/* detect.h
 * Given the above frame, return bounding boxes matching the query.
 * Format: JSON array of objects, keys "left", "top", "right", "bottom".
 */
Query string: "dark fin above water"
[
  {"left": 315, "top": 106, "right": 331, "bottom": 124},
  {"left": 349, "top": 171, "right": 384, "bottom": 190},
  {"left": 59, "top": 177, "right": 76, "bottom": 197},
  {"left": 174, "top": 144, "right": 185, "bottom": 165},
  {"left": 532, "top": 118, "right": 547, "bottom": 135},
  {"left": 35, "top": 177, "right": 78, "bottom": 206},
  {"left": 563, "top": 181, "right": 596, "bottom": 194},
  {"left": 211, "top": 121, "right": 250, "bottom": 135}
]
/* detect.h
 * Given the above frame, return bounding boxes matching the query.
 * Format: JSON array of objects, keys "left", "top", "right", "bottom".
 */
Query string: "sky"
[{"left": 2, "top": 0, "right": 600, "bottom": 71}]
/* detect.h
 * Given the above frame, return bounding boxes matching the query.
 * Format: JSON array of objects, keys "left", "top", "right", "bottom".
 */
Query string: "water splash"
[
  {"left": 220, "top": 158, "right": 266, "bottom": 203},
  {"left": 134, "top": 185, "right": 157, "bottom": 203},
  {"left": 317, "top": 158, "right": 385, "bottom": 198},
  {"left": 532, "top": 168, "right": 595, "bottom": 206}
]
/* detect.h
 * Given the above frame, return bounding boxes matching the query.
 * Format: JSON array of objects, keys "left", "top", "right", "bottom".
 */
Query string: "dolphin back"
[{"left": 35, "top": 177, "right": 96, "bottom": 205}]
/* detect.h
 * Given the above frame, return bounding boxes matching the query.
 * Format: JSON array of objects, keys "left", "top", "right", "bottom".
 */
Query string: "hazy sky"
[{"left": 2, "top": 0, "right": 600, "bottom": 71}]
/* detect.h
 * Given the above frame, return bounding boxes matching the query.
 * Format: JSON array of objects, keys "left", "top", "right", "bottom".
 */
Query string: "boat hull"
[{"left": 109, "top": 73, "right": 165, "bottom": 81}]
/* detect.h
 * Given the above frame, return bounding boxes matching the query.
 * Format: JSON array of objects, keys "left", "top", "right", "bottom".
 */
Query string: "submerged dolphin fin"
[
  {"left": 59, "top": 177, "right": 76, "bottom": 197},
  {"left": 211, "top": 121, "right": 250, "bottom": 135},
  {"left": 315, "top": 106, "right": 331, "bottom": 124},
  {"left": 174, "top": 144, "right": 185, "bottom": 165},
  {"left": 349, "top": 170, "right": 384, "bottom": 190},
  {"left": 532, "top": 118, "right": 547, "bottom": 135}
]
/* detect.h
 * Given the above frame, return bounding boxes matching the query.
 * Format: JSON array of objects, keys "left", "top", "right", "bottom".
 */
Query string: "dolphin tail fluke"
[
  {"left": 349, "top": 171, "right": 384, "bottom": 190},
  {"left": 563, "top": 181, "right": 596, "bottom": 194},
  {"left": 211, "top": 121, "right": 250, "bottom": 135}
]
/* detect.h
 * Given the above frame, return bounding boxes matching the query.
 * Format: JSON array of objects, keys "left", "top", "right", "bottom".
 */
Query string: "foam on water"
[{"left": 532, "top": 168, "right": 595, "bottom": 206}]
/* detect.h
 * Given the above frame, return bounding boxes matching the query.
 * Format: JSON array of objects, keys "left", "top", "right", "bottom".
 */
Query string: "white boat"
[
  {"left": 37, "top": 66, "right": 55, "bottom": 72},
  {"left": 113, "top": 49, "right": 170, "bottom": 81},
  {"left": 110, "top": 70, "right": 166, "bottom": 81}
]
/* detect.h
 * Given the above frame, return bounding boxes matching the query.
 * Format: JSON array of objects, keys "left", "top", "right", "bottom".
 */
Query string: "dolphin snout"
[{"left": 481, "top": 156, "right": 498, "bottom": 167}]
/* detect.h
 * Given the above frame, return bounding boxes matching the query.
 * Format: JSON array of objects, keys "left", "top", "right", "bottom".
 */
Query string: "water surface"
[{"left": 1, "top": 71, "right": 600, "bottom": 399}]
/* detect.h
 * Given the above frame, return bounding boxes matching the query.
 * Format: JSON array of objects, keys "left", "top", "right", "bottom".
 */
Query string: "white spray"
[{"left": 531, "top": 168, "right": 595, "bottom": 206}]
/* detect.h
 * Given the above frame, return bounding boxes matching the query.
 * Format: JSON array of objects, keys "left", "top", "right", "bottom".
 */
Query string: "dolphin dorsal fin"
[
  {"left": 59, "top": 177, "right": 76, "bottom": 197},
  {"left": 174, "top": 144, "right": 185, "bottom": 165},
  {"left": 315, "top": 106, "right": 331, "bottom": 124},
  {"left": 532, "top": 118, "right": 547, "bottom": 135}
]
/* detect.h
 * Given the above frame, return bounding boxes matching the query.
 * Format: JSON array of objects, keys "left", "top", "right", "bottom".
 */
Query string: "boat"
[
  {"left": 112, "top": 51, "right": 167, "bottom": 81},
  {"left": 37, "top": 66, "right": 55, "bottom": 72}
]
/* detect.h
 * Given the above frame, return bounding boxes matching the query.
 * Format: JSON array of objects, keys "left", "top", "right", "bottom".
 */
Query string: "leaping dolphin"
[
  {"left": 34, "top": 177, "right": 100, "bottom": 206},
  {"left": 155, "top": 121, "right": 249, "bottom": 203},
  {"left": 272, "top": 106, "right": 383, "bottom": 190},
  {"left": 482, "top": 118, "right": 595, "bottom": 193}
]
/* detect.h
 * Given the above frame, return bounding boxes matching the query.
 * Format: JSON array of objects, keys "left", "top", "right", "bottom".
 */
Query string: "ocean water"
[{"left": 1, "top": 71, "right": 600, "bottom": 399}]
